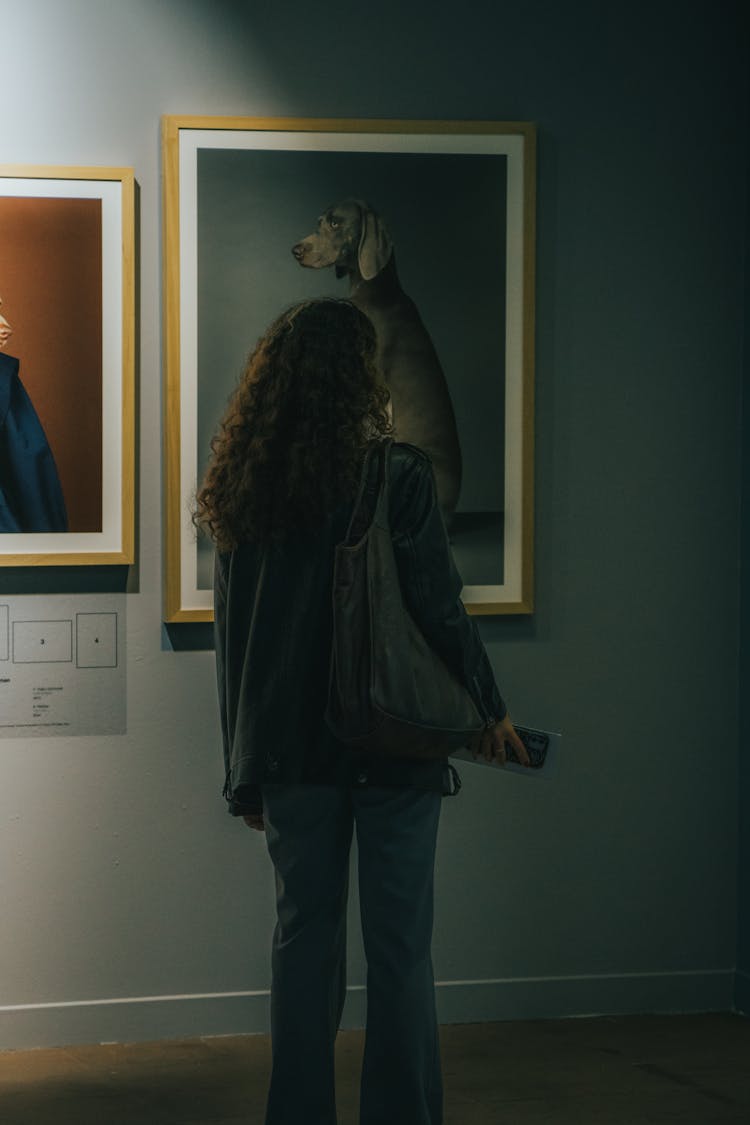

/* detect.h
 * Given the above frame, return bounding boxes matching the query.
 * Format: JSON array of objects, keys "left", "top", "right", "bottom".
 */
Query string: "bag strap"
[
  {"left": 374, "top": 437, "right": 393, "bottom": 528},
  {"left": 344, "top": 439, "right": 388, "bottom": 544}
]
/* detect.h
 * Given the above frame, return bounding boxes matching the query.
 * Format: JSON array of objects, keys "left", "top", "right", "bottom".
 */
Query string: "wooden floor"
[{"left": 0, "top": 1013, "right": 748, "bottom": 1124}]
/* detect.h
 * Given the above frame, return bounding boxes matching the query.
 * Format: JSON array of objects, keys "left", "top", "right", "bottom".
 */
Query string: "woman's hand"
[
  {"left": 475, "top": 714, "right": 530, "bottom": 766},
  {"left": 242, "top": 813, "right": 265, "bottom": 831}
]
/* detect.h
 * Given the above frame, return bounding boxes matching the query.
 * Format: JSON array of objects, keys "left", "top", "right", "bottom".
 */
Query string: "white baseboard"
[
  {"left": 0, "top": 989, "right": 271, "bottom": 1052},
  {"left": 433, "top": 969, "right": 736, "bottom": 1025},
  {"left": 0, "top": 969, "right": 737, "bottom": 1051}
]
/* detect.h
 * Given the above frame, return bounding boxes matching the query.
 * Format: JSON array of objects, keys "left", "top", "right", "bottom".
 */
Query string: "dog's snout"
[{"left": 291, "top": 242, "right": 306, "bottom": 261}]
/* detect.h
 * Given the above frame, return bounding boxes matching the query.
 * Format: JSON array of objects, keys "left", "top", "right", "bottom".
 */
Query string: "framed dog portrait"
[
  {"left": 0, "top": 165, "right": 135, "bottom": 566},
  {"left": 162, "top": 116, "right": 535, "bottom": 622}
]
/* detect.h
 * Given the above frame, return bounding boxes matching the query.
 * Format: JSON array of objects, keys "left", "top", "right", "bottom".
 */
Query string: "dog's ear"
[{"left": 357, "top": 206, "right": 393, "bottom": 281}]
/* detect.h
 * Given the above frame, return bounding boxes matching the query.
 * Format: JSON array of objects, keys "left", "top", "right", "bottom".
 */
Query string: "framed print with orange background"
[{"left": 0, "top": 165, "right": 134, "bottom": 566}]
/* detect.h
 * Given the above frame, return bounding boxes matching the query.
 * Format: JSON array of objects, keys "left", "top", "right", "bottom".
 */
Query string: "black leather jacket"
[{"left": 214, "top": 442, "right": 506, "bottom": 816}]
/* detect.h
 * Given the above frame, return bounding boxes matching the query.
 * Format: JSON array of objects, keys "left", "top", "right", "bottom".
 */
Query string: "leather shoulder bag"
[{"left": 325, "top": 439, "right": 484, "bottom": 759}]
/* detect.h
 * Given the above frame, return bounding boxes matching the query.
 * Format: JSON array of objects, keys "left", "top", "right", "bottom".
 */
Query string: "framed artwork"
[
  {"left": 0, "top": 165, "right": 135, "bottom": 566},
  {"left": 163, "top": 116, "right": 535, "bottom": 623}
]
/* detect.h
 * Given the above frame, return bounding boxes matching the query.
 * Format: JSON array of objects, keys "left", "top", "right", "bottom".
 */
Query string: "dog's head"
[{"left": 291, "top": 199, "right": 393, "bottom": 281}]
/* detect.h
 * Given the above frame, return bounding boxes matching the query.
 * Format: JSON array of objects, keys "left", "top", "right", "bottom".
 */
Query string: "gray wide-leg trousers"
[{"left": 261, "top": 783, "right": 443, "bottom": 1125}]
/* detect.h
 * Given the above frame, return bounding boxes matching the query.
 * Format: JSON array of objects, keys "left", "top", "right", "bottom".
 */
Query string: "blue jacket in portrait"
[{"left": 0, "top": 352, "right": 68, "bottom": 533}]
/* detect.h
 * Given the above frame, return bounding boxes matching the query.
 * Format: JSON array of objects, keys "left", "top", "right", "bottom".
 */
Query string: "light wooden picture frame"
[
  {"left": 0, "top": 165, "right": 135, "bottom": 566},
  {"left": 162, "top": 116, "right": 535, "bottom": 622}
]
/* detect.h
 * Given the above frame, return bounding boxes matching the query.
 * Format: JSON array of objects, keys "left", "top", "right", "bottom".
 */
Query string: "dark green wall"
[{"left": 240, "top": 0, "right": 750, "bottom": 1007}]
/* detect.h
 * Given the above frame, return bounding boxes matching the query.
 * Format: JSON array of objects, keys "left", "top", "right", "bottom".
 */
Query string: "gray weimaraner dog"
[{"left": 292, "top": 199, "right": 462, "bottom": 519}]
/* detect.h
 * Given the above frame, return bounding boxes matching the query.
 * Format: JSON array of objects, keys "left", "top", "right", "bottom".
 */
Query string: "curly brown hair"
[{"left": 195, "top": 298, "right": 392, "bottom": 550}]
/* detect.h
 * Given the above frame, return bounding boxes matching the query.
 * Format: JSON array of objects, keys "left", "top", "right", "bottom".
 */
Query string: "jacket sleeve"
[
  {"left": 213, "top": 552, "right": 231, "bottom": 770},
  {"left": 390, "top": 449, "right": 507, "bottom": 725},
  {"left": 213, "top": 551, "right": 263, "bottom": 818}
]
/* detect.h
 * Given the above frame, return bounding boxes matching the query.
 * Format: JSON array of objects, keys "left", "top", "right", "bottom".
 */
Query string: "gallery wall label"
[{"left": 0, "top": 595, "right": 125, "bottom": 736}]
